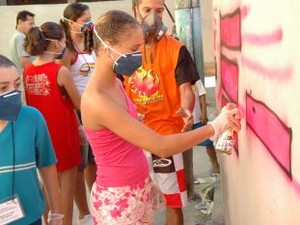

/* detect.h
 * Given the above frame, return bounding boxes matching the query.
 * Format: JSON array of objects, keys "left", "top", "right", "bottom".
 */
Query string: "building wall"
[
  {"left": 0, "top": 0, "right": 214, "bottom": 64},
  {"left": 213, "top": 0, "right": 300, "bottom": 224}
]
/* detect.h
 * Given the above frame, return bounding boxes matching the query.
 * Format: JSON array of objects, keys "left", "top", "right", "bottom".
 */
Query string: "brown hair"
[
  {"left": 0, "top": 55, "right": 16, "bottom": 68},
  {"left": 16, "top": 10, "right": 35, "bottom": 29},
  {"left": 24, "top": 22, "right": 64, "bottom": 56},
  {"left": 60, "top": 3, "right": 91, "bottom": 52},
  {"left": 92, "top": 10, "right": 139, "bottom": 54}
]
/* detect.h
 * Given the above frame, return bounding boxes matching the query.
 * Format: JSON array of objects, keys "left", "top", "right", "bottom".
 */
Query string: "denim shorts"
[{"left": 193, "top": 122, "right": 214, "bottom": 147}]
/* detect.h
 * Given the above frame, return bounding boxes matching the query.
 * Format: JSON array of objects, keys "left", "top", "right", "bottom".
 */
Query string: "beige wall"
[
  {"left": 0, "top": 0, "right": 214, "bottom": 64},
  {"left": 213, "top": 0, "right": 300, "bottom": 224}
]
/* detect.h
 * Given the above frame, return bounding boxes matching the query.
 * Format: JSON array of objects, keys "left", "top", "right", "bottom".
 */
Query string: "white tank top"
[{"left": 70, "top": 51, "right": 96, "bottom": 95}]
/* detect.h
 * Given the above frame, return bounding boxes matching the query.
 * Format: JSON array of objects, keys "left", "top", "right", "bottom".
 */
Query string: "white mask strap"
[
  {"left": 93, "top": 28, "right": 126, "bottom": 58},
  {"left": 44, "top": 38, "right": 65, "bottom": 48},
  {"left": 61, "top": 16, "right": 83, "bottom": 34}
]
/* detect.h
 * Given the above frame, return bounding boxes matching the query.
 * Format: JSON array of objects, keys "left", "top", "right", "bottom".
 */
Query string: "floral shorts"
[{"left": 90, "top": 178, "right": 153, "bottom": 225}]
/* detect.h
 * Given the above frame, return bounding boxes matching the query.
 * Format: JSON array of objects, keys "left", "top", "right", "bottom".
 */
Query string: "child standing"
[
  {"left": 23, "top": 22, "right": 81, "bottom": 225},
  {"left": 81, "top": 10, "right": 240, "bottom": 225},
  {"left": 193, "top": 79, "right": 220, "bottom": 174},
  {"left": 59, "top": 3, "right": 96, "bottom": 224},
  {"left": 0, "top": 54, "right": 62, "bottom": 225}
]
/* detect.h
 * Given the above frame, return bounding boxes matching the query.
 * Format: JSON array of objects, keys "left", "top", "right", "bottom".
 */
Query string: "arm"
[
  {"left": 82, "top": 92, "right": 240, "bottom": 158},
  {"left": 57, "top": 66, "right": 81, "bottom": 110},
  {"left": 175, "top": 46, "right": 199, "bottom": 131},
  {"left": 33, "top": 109, "right": 62, "bottom": 218},
  {"left": 178, "top": 82, "right": 195, "bottom": 132},
  {"left": 19, "top": 56, "right": 31, "bottom": 69},
  {"left": 199, "top": 94, "right": 208, "bottom": 124},
  {"left": 38, "top": 165, "right": 61, "bottom": 214}
]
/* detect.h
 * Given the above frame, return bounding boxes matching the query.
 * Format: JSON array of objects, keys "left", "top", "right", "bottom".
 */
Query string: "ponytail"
[{"left": 24, "top": 27, "right": 48, "bottom": 56}]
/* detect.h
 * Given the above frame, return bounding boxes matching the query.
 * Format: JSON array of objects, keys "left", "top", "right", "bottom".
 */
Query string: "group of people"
[{"left": 1, "top": 0, "right": 241, "bottom": 225}]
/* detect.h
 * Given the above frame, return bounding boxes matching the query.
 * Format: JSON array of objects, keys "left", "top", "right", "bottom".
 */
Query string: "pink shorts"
[{"left": 90, "top": 178, "right": 153, "bottom": 225}]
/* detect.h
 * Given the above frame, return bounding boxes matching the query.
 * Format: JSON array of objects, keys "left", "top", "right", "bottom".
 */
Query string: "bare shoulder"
[
  {"left": 82, "top": 88, "right": 133, "bottom": 131},
  {"left": 58, "top": 65, "right": 70, "bottom": 75},
  {"left": 81, "top": 91, "right": 111, "bottom": 129}
]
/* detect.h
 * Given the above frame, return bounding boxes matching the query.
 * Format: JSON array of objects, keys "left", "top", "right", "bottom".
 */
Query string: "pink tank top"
[{"left": 84, "top": 81, "right": 149, "bottom": 187}]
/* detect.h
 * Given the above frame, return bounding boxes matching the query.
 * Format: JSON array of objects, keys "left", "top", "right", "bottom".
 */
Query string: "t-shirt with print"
[{"left": 124, "top": 34, "right": 199, "bottom": 135}]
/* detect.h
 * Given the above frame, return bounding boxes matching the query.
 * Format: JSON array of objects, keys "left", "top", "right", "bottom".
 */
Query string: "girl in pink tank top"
[{"left": 81, "top": 10, "right": 240, "bottom": 225}]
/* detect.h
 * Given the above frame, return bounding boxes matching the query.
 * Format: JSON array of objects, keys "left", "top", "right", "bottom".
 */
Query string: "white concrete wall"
[
  {"left": 0, "top": 0, "right": 214, "bottom": 64},
  {"left": 213, "top": 0, "right": 300, "bottom": 224}
]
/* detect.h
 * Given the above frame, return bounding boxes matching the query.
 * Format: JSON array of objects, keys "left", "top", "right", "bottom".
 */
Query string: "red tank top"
[{"left": 23, "top": 62, "right": 80, "bottom": 171}]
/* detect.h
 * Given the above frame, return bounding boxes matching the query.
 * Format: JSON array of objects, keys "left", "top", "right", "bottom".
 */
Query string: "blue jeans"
[{"left": 30, "top": 218, "right": 42, "bottom": 225}]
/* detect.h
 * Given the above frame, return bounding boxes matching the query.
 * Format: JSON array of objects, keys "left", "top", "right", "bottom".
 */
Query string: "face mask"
[
  {"left": 93, "top": 29, "right": 142, "bottom": 76},
  {"left": 112, "top": 51, "right": 142, "bottom": 76},
  {"left": 56, "top": 47, "right": 66, "bottom": 60},
  {"left": 141, "top": 11, "right": 168, "bottom": 41},
  {"left": 80, "top": 21, "right": 94, "bottom": 32},
  {"left": 62, "top": 17, "right": 94, "bottom": 33},
  {"left": 0, "top": 90, "right": 22, "bottom": 121},
  {"left": 44, "top": 38, "right": 66, "bottom": 55}
]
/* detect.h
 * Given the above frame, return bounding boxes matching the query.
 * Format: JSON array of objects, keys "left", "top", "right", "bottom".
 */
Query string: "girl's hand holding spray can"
[{"left": 208, "top": 103, "right": 241, "bottom": 155}]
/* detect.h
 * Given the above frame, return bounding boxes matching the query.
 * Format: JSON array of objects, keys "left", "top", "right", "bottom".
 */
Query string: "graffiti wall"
[{"left": 213, "top": 0, "right": 300, "bottom": 224}]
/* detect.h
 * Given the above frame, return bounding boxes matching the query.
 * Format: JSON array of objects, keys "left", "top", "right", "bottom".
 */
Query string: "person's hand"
[
  {"left": 209, "top": 103, "right": 241, "bottom": 141},
  {"left": 177, "top": 108, "right": 194, "bottom": 132},
  {"left": 151, "top": 183, "right": 165, "bottom": 210},
  {"left": 48, "top": 213, "right": 64, "bottom": 225}
]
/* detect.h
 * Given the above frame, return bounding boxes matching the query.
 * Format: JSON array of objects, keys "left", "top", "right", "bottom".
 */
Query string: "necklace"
[{"left": 73, "top": 41, "right": 96, "bottom": 74}]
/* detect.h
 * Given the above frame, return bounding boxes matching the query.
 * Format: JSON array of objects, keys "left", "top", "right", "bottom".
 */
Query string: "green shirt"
[
  {"left": 9, "top": 30, "right": 34, "bottom": 75},
  {"left": 0, "top": 106, "right": 57, "bottom": 225}
]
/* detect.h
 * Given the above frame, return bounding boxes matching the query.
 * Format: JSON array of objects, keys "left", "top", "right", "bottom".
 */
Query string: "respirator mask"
[
  {"left": 0, "top": 90, "right": 22, "bottom": 121},
  {"left": 141, "top": 11, "right": 168, "bottom": 41},
  {"left": 93, "top": 29, "right": 142, "bottom": 76}
]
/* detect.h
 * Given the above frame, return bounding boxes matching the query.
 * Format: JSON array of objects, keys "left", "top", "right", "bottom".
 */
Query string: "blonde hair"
[{"left": 93, "top": 10, "right": 139, "bottom": 52}]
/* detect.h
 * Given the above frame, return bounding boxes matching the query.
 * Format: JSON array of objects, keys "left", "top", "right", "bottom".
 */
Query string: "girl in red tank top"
[{"left": 23, "top": 22, "right": 81, "bottom": 225}]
